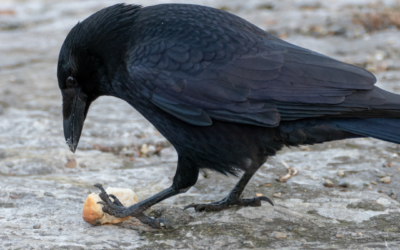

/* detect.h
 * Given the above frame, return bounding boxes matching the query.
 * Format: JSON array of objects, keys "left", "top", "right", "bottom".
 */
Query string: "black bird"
[{"left": 58, "top": 3, "right": 400, "bottom": 228}]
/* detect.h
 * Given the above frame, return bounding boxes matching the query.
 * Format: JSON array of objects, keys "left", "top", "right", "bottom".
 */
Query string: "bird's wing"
[{"left": 126, "top": 23, "right": 379, "bottom": 127}]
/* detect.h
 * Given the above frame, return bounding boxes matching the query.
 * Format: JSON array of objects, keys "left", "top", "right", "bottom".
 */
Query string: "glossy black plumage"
[{"left": 57, "top": 4, "right": 400, "bottom": 228}]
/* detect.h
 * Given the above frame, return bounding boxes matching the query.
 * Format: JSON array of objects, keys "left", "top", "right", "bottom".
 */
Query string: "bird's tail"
[
  {"left": 328, "top": 118, "right": 400, "bottom": 144},
  {"left": 325, "top": 87, "right": 400, "bottom": 144},
  {"left": 279, "top": 117, "right": 400, "bottom": 146}
]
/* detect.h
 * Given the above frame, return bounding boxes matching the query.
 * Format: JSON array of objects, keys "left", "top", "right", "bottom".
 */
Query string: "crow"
[{"left": 58, "top": 3, "right": 400, "bottom": 228}]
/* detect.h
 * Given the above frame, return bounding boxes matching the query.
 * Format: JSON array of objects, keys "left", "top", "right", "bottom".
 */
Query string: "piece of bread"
[{"left": 82, "top": 187, "right": 138, "bottom": 225}]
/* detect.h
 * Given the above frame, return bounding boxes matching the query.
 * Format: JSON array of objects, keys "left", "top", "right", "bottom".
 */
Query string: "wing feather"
[{"left": 123, "top": 7, "right": 390, "bottom": 127}]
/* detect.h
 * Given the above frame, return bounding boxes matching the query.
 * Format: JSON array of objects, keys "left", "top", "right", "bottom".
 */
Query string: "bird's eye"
[{"left": 66, "top": 76, "right": 78, "bottom": 88}]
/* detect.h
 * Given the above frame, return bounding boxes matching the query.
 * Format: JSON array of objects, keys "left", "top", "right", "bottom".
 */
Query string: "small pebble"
[
  {"left": 140, "top": 144, "right": 148, "bottom": 155},
  {"left": 368, "top": 186, "right": 373, "bottom": 190},
  {"left": 275, "top": 232, "right": 287, "bottom": 239},
  {"left": 79, "top": 162, "right": 86, "bottom": 168},
  {"left": 147, "top": 145, "right": 156, "bottom": 154},
  {"left": 370, "top": 181, "right": 377, "bottom": 185},
  {"left": 287, "top": 226, "right": 295, "bottom": 231},
  {"left": 336, "top": 234, "right": 343, "bottom": 238},
  {"left": 323, "top": 179, "right": 334, "bottom": 187},
  {"left": 140, "top": 144, "right": 156, "bottom": 156},
  {"left": 337, "top": 170, "right": 344, "bottom": 177},
  {"left": 65, "top": 157, "right": 77, "bottom": 168},
  {"left": 44, "top": 192, "right": 54, "bottom": 197},
  {"left": 273, "top": 193, "right": 282, "bottom": 198},
  {"left": 5, "top": 162, "right": 14, "bottom": 168},
  {"left": 376, "top": 171, "right": 387, "bottom": 178},
  {"left": 243, "top": 241, "right": 254, "bottom": 246},
  {"left": 299, "top": 145, "right": 310, "bottom": 151},
  {"left": 33, "top": 224, "right": 41, "bottom": 229},
  {"left": 380, "top": 176, "right": 391, "bottom": 184},
  {"left": 338, "top": 180, "right": 349, "bottom": 188},
  {"left": 256, "top": 193, "right": 263, "bottom": 197},
  {"left": 387, "top": 189, "right": 396, "bottom": 199}
]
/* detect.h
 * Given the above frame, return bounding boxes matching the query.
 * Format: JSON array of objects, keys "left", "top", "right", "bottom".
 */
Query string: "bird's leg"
[
  {"left": 95, "top": 184, "right": 179, "bottom": 228},
  {"left": 96, "top": 156, "right": 199, "bottom": 229},
  {"left": 184, "top": 170, "right": 273, "bottom": 212}
]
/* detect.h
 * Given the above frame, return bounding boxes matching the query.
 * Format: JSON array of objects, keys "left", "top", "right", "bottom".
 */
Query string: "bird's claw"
[
  {"left": 255, "top": 196, "right": 274, "bottom": 206},
  {"left": 184, "top": 196, "right": 274, "bottom": 212},
  {"left": 93, "top": 184, "right": 172, "bottom": 229},
  {"left": 108, "top": 194, "right": 124, "bottom": 206},
  {"left": 155, "top": 218, "right": 173, "bottom": 229},
  {"left": 183, "top": 203, "right": 198, "bottom": 210},
  {"left": 94, "top": 184, "right": 128, "bottom": 218}
]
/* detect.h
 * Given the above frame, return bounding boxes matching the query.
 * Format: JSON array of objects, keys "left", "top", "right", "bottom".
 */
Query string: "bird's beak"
[{"left": 62, "top": 88, "right": 88, "bottom": 153}]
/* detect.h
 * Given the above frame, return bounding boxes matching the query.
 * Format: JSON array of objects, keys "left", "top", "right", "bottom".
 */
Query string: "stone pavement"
[{"left": 0, "top": 0, "right": 400, "bottom": 249}]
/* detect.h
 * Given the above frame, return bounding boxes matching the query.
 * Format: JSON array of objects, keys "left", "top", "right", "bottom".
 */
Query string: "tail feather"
[
  {"left": 374, "top": 88, "right": 400, "bottom": 110},
  {"left": 279, "top": 117, "right": 400, "bottom": 146},
  {"left": 329, "top": 118, "right": 400, "bottom": 144}
]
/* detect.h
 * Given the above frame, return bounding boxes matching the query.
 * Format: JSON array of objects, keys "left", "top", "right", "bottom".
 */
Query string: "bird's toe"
[{"left": 94, "top": 184, "right": 128, "bottom": 218}]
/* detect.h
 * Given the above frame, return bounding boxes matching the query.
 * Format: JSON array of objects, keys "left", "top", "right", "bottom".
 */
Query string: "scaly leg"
[
  {"left": 96, "top": 156, "right": 199, "bottom": 228},
  {"left": 184, "top": 170, "right": 273, "bottom": 212}
]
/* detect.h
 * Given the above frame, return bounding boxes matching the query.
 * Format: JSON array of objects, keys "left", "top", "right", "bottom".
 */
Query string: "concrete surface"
[{"left": 0, "top": 0, "right": 400, "bottom": 249}]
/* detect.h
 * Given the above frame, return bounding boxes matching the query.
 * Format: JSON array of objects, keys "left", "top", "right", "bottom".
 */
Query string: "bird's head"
[{"left": 57, "top": 4, "right": 140, "bottom": 152}]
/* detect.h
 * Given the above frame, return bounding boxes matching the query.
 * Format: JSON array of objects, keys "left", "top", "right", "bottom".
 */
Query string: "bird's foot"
[
  {"left": 94, "top": 184, "right": 171, "bottom": 229},
  {"left": 184, "top": 195, "right": 273, "bottom": 212}
]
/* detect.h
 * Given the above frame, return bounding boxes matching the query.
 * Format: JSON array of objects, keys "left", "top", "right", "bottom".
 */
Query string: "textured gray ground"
[{"left": 1, "top": 0, "right": 400, "bottom": 249}]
